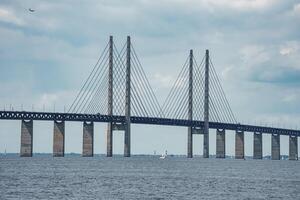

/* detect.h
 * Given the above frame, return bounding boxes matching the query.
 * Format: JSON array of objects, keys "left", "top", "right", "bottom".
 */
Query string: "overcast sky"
[{"left": 0, "top": 0, "right": 299, "bottom": 156}]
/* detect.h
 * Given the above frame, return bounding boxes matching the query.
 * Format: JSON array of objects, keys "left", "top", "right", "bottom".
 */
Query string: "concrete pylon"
[
  {"left": 124, "top": 36, "right": 131, "bottom": 157},
  {"left": 271, "top": 134, "right": 280, "bottom": 160},
  {"left": 83, "top": 121, "right": 93, "bottom": 157},
  {"left": 203, "top": 49, "right": 210, "bottom": 158},
  {"left": 235, "top": 130, "right": 244, "bottom": 159},
  {"left": 253, "top": 132, "right": 263, "bottom": 159},
  {"left": 289, "top": 135, "right": 298, "bottom": 160},
  {"left": 187, "top": 50, "right": 193, "bottom": 158},
  {"left": 53, "top": 120, "right": 65, "bottom": 157},
  {"left": 216, "top": 129, "right": 225, "bottom": 158},
  {"left": 107, "top": 36, "right": 113, "bottom": 157},
  {"left": 20, "top": 120, "right": 33, "bottom": 157}
]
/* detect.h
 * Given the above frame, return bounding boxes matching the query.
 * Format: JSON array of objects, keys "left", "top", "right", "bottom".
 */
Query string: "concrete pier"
[
  {"left": 253, "top": 132, "right": 262, "bottom": 159},
  {"left": 289, "top": 135, "right": 298, "bottom": 160},
  {"left": 187, "top": 127, "right": 193, "bottom": 158},
  {"left": 216, "top": 129, "right": 225, "bottom": 158},
  {"left": 83, "top": 121, "right": 93, "bottom": 157},
  {"left": 20, "top": 120, "right": 33, "bottom": 157},
  {"left": 271, "top": 134, "right": 280, "bottom": 160},
  {"left": 235, "top": 130, "right": 244, "bottom": 159},
  {"left": 107, "top": 123, "right": 113, "bottom": 157},
  {"left": 124, "top": 124, "right": 131, "bottom": 157},
  {"left": 53, "top": 121, "right": 65, "bottom": 157}
]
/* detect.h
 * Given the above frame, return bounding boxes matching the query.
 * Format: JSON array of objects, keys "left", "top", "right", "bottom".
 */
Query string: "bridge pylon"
[
  {"left": 187, "top": 50, "right": 193, "bottom": 158},
  {"left": 124, "top": 36, "right": 131, "bottom": 157},
  {"left": 106, "top": 36, "right": 132, "bottom": 157},
  {"left": 106, "top": 36, "right": 113, "bottom": 157},
  {"left": 203, "top": 49, "right": 210, "bottom": 158}
]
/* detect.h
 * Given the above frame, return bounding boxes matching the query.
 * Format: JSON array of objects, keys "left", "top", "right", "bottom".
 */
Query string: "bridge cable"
[
  {"left": 209, "top": 58, "right": 237, "bottom": 123},
  {"left": 162, "top": 56, "right": 189, "bottom": 119},
  {"left": 131, "top": 45, "right": 163, "bottom": 117},
  {"left": 68, "top": 42, "right": 109, "bottom": 113},
  {"left": 77, "top": 57, "right": 109, "bottom": 113}
]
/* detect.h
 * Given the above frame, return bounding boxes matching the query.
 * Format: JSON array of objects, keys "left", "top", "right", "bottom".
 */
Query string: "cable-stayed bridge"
[{"left": 0, "top": 36, "right": 298, "bottom": 160}]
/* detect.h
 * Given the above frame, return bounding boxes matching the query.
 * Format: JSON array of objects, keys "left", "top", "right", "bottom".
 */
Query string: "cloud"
[
  {"left": 201, "top": 0, "right": 278, "bottom": 10},
  {"left": 279, "top": 41, "right": 300, "bottom": 55},
  {"left": 293, "top": 3, "right": 300, "bottom": 14},
  {"left": 252, "top": 67, "right": 300, "bottom": 84},
  {"left": 153, "top": 73, "right": 176, "bottom": 89},
  {"left": 240, "top": 45, "right": 270, "bottom": 65},
  {"left": 282, "top": 93, "right": 298, "bottom": 103},
  {"left": 0, "top": 7, "right": 24, "bottom": 25}
]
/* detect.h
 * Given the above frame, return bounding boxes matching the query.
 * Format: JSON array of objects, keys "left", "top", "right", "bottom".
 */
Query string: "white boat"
[{"left": 159, "top": 150, "right": 167, "bottom": 159}]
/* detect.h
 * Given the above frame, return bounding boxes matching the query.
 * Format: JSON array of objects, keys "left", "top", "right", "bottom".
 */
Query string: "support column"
[
  {"left": 289, "top": 135, "right": 298, "bottom": 160},
  {"left": 53, "top": 120, "right": 65, "bottom": 157},
  {"left": 253, "top": 132, "right": 262, "bottom": 159},
  {"left": 235, "top": 130, "right": 244, "bottom": 159},
  {"left": 20, "top": 120, "right": 33, "bottom": 157},
  {"left": 187, "top": 49, "right": 193, "bottom": 158},
  {"left": 203, "top": 49, "right": 210, "bottom": 158},
  {"left": 124, "top": 36, "right": 131, "bottom": 157},
  {"left": 107, "top": 124, "right": 113, "bottom": 157},
  {"left": 271, "top": 134, "right": 280, "bottom": 160},
  {"left": 216, "top": 129, "right": 225, "bottom": 158},
  {"left": 107, "top": 35, "right": 113, "bottom": 157},
  {"left": 83, "top": 121, "right": 93, "bottom": 157}
]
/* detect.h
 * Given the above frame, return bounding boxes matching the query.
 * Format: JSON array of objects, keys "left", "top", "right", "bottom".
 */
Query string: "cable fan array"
[
  {"left": 68, "top": 38, "right": 236, "bottom": 124},
  {"left": 161, "top": 53, "right": 236, "bottom": 124},
  {"left": 68, "top": 40, "right": 162, "bottom": 118}
]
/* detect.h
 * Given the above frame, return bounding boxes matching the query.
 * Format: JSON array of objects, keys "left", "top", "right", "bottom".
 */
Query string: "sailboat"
[{"left": 159, "top": 150, "right": 167, "bottom": 159}]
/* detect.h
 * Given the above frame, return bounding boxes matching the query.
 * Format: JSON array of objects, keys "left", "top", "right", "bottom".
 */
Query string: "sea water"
[{"left": 0, "top": 156, "right": 299, "bottom": 199}]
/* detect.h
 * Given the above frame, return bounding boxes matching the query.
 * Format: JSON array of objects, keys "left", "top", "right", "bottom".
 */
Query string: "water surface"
[{"left": 0, "top": 156, "right": 299, "bottom": 199}]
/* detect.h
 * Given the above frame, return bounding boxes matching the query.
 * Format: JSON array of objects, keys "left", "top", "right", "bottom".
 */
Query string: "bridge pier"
[
  {"left": 271, "top": 134, "right": 280, "bottom": 160},
  {"left": 124, "top": 123, "right": 131, "bottom": 157},
  {"left": 107, "top": 123, "right": 113, "bottom": 157},
  {"left": 253, "top": 132, "right": 263, "bottom": 159},
  {"left": 83, "top": 121, "right": 93, "bottom": 157},
  {"left": 289, "top": 135, "right": 298, "bottom": 160},
  {"left": 53, "top": 120, "right": 65, "bottom": 157},
  {"left": 20, "top": 120, "right": 33, "bottom": 157},
  {"left": 187, "top": 127, "right": 193, "bottom": 158},
  {"left": 216, "top": 129, "right": 225, "bottom": 158},
  {"left": 235, "top": 130, "right": 244, "bottom": 159}
]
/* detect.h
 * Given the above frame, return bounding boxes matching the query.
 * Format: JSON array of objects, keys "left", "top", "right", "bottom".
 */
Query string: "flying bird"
[{"left": 28, "top": 8, "right": 35, "bottom": 12}]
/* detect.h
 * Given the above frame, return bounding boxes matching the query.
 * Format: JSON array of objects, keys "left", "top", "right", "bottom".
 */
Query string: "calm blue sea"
[{"left": 0, "top": 156, "right": 299, "bottom": 199}]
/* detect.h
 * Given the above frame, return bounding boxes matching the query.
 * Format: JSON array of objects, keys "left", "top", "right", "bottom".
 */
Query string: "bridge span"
[
  {"left": 1, "top": 110, "right": 298, "bottom": 160},
  {"left": 1, "top": 111, "right": 300, "bottom": 136},
  {"left": 1, "top": 36, "right": 298, "bottom": 160}
]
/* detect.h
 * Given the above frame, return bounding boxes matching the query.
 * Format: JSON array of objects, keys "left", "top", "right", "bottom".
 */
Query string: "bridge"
[{"left": 1, "top": 36, "right": 298, "bottom": 160}]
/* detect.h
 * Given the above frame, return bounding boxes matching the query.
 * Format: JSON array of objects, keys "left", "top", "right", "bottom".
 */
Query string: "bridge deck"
[{"left": 0, "top": 111, "right": 299, "bottom": 136}]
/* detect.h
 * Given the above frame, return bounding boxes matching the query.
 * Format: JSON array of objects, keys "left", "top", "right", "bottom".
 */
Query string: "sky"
[{"left": 0, "top": 0, "right": 300, "bottom": 156}]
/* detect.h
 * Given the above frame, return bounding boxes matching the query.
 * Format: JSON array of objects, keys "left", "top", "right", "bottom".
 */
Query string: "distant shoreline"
[{"left": 0, "top": 153, "right": 293, "bottom": 160}]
